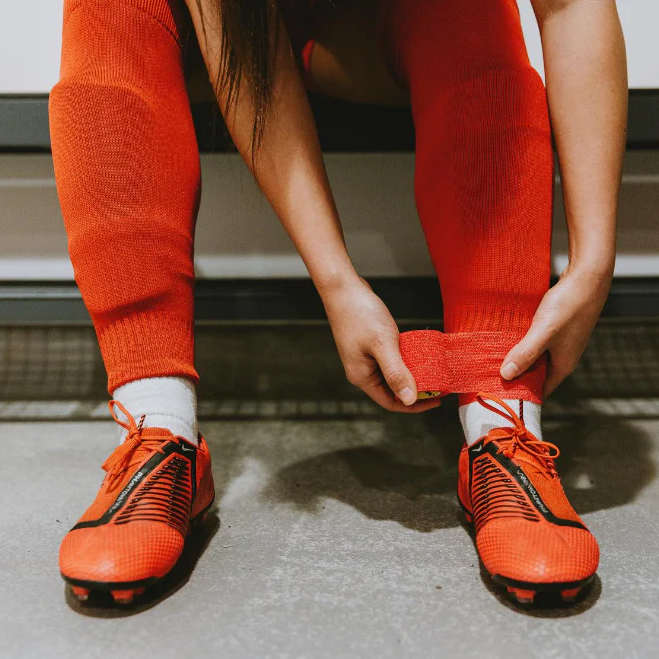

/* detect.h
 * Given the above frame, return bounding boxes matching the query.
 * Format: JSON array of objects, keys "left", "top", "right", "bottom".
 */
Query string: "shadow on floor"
[
  {"left": 548, "top": 412, "right": 656, "bottom": 517},
  {"left": 65, "top": 508, "right": 220, "bottom": 617},
  {"left": 266, "top": 396, "right": 656, "bottom": 530},
  {"left": 258, "top": 400, "right": 461, "bottom": 532},
  {"left": 263, "top": 395, "right": 655, "bottom": 614}
]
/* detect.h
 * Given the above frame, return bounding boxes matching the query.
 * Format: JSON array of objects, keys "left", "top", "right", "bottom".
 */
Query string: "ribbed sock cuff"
[
  {"left": 399, "top": 329, "right": 546, "bottom": 404},
  {"left": 97, "top": 310, "right": 198, "bottom": 394},
  {"left": 443, "top": 302, "right": 540, "bottom": 335}
]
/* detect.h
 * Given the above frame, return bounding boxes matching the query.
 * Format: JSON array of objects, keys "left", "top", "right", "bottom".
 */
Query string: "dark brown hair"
[{"left": 201, "top": 0, "right": 281, "bottom": 165}]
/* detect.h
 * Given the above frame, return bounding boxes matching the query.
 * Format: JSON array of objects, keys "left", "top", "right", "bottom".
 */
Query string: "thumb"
[
  {"left": 500, "top": 325, "right": 552, "bottom": 381},
  {"left": 371, "top": 340, "right": 418, "bottom": 406}
]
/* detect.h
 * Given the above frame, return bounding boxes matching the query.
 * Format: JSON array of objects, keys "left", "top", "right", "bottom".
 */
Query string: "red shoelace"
[
  {"left": 102, "top": 399, "right": 171, "bottom": 492},
  {"left": 475, "top": 392, "right": 560, "bottom": 479}
]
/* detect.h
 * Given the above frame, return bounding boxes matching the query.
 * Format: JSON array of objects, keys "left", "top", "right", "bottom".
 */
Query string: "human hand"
[
  {"left": 499, "top": 264, "right": 613, "bottom": 398},
  {"left": 320, "top": 276, "right": 442, "bottom": 412}
]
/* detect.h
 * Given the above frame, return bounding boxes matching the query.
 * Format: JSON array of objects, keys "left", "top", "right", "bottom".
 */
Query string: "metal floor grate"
[
  {"left": 1, "top": 320, "right": 658, "bottom": 404},
  {"left": 1, "top": 396, "right": 659, "bottom": 422}
]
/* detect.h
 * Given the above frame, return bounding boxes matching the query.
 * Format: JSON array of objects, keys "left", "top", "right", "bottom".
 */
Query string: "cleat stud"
[
  {"left": 133, "top": 587, "right": 146, "bottom": 596},
  {"left": 71, "top": 586, "right": 90, "bottom": 601},
  {"left": 561, "top": 587, "right": 581, "bottom": 602},
  {"left": 509, "top": 587, "right": 535, "bottom": 604},
  {"left": 111, "top": 589, "right": 135, "bottom": 605}
]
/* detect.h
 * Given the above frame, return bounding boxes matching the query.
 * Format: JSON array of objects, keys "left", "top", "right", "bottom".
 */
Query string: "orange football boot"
[
  {"left": 60, "top": 400, "right": 215, "bottom": 604},
  {"left": 457, "top": 392, "right": 599, "bottom": 604}
]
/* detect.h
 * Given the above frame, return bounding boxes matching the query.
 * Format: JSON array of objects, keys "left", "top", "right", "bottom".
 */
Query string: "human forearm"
[
  {"left": 501, "top": 0, "right": 627, "bottom": 392},
  {"left": 533, "top": 0, "right": 627, "bottom": 277},
  {"left": 185, "top": 2, "right": 359, "bottom": 293}
]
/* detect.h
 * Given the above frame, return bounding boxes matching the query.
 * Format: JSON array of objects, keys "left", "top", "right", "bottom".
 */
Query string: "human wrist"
[
  {"left": 561, "top": 256, "right": 615, "bottom": 284},
  {"left": 564, "top": 224, "right": 616, "bottom": 281},
  {"left": 312, "top": 261, "right": 363, "bottom": 298}
]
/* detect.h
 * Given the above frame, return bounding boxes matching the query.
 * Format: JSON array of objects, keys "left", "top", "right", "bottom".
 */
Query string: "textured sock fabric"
[
  {"left": 382, "top": 0, "right": 553, "bottom": 403},
  {"left": 459, "top": 397, "right": 542, "bottom": 446},
  {"left": 398, "top": 330, "right": 546, "bottom": 403},
  {"left": 49, "top": 0, "right": 200, "bottom": 395},
  {"left": 112, "top": 376, "right": 198, "bottom": 445}
]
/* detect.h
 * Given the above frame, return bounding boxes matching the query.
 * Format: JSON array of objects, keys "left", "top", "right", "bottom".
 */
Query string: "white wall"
[
  {"left": 516, "top": 0, "right": 659, "bottom": 88},
  {"left": 0, "top": 1, "right": 62, "bottom": 93},
  {"left": 0, "top": 1, "right": 658, "bottom": 93}
]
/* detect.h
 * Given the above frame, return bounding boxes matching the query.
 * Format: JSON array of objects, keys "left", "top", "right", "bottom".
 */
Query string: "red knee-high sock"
[
  {"left": 49, "top": 0, "right": 200, "bottom": 394},
  {"left": 385, "top": 0, "right": 553, "bottom": 403}
]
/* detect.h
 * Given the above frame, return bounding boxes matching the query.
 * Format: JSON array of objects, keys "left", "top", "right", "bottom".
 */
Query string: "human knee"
[
  {"left": 56, "top": 0, "right": 185, "bottom": 86},
  {"left": 389, "top": 0, "right": 535, "bottom": 90},
  {"left": 50, "top": 0, "right": 199, "bottom": 224},
  {"left": 50, "top": 1, "right": 199, "bottom": 317},
  {"left": 51, "top": 0, "right": 193, "bottom": 152},
  {"left": 408, "top": 0, "right": 552, "bottom": 184}
]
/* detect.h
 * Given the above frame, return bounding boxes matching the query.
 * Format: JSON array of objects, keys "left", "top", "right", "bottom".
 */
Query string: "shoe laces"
[
  {"left": 101, "top": 399, "right": 172, "bottom": 492},
  {"left": 475, "top": 391, "right": 560, "bottom": 479}
]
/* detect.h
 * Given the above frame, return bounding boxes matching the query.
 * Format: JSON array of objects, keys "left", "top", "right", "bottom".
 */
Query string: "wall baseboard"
[
  {"left": 1, "top": 277, "right": 658, "bottom": 325},
  {"left": 1, "top": 91, "right": 658, "bottom": 151}
]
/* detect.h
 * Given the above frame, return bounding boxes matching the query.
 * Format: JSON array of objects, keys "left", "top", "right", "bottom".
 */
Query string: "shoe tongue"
[
  {"left": 487, "top": 427, "right": 517, "bottom": 442},
  {"left": 139, "top": 427, "right": 175, "bottom": 440},
  {"left": 485, "top": 426, "right": 552, "bottom": 474}
]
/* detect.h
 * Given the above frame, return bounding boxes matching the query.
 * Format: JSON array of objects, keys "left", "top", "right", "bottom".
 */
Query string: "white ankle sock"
[
  {"left": 459, "top": 398, "right": 542, "bottom": 446},
  {"left": 111, "top": 376, "right": 198, "bottom": 445}
]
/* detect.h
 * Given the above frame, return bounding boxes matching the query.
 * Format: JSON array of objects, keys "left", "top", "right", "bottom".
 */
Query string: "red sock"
[
  {"left": 49, "top": 0, "right": 200, "bottom": 394},
  {"left": 383, "top": 0, "right": 553, "bottom": 404}
]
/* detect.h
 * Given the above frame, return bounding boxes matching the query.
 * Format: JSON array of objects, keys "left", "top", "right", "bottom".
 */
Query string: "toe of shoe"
[
  {"left": 477, "top": 519, "right": 599, "bottom": 585},
  {"left": 59, "top": 521, "right": 184, "bottom": 584}
]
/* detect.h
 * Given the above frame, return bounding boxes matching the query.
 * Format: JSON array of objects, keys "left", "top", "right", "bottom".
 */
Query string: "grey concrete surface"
[{"left": 1, "top": 401, "right": 658, "bottom": 658}]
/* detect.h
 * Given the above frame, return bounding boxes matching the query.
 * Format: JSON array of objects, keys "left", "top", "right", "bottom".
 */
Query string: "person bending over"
[{"left": 49, "top": 0, "right": 626, "bottom": 605}]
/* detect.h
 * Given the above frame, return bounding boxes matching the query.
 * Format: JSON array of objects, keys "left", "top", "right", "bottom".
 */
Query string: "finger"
[
  {"left": 345, "top": 359, "right": 404, "bottom": 411},
  {"left": 500, "top": 322, "right": 555, "bottom": 381},
  {"left": 406, "top": 397, "right": 444, "bottom": 413},
  {"left": 370, "top": 339, "right": 418, "bottom": 406},
  {"left": 543, "top": 361, "right": 572, "bottom": 398},
  {"left": 543, "top": 376, "right": 559, "bottom": 399},
  {"left": 361, "top": 379, "right": 442, "bottom": 413}
]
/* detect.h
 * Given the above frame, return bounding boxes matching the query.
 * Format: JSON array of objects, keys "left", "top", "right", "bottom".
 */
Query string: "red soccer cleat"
[
  {"left": 60, "top": 400, "right": 215, "bottom": 604},
  {"left": 458, "top": 392, "right": 599, "bottom": 604}
]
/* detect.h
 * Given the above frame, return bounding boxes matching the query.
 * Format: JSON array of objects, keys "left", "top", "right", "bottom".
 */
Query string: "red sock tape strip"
[{"left": 399, "top": 330, "right": 547, "bottom": 404}]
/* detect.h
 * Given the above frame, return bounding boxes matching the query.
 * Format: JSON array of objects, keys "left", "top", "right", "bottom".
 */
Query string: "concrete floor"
[{"left": 1, "top": 400, "right": 658, "bottom": 658}]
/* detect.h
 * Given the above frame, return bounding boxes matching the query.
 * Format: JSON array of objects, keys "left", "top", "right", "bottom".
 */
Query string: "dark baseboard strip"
[
  {"left": 1, "top": 277, "right": 658, "bottom": 324},
  {"left": 627, "top": 90, "right": 659, "bottom": 149},
  {"left": 1, "top": 90, "right": 657, "bottom": 151},
  {"left": 0, "top": 95, "right": 51, "bottom": 151}
]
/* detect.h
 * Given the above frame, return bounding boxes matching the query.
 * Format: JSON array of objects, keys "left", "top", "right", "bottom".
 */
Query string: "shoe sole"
[
  {"left": 63, "top": 499, "right": 215, "bottom": 605},
  {"left": 491, "top": 573, "right": 594, "bottom": 605},
  {"left": 459, "top": 498, "right": 595, "bottom": 605}
]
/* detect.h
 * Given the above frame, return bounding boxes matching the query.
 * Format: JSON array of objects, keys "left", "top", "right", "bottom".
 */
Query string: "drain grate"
[
  {"left": 1, "top": 321, "right": 658, "bottom": 402},
  {"left": 1, "top": 397, "right": 659, "bottom": 421}
]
